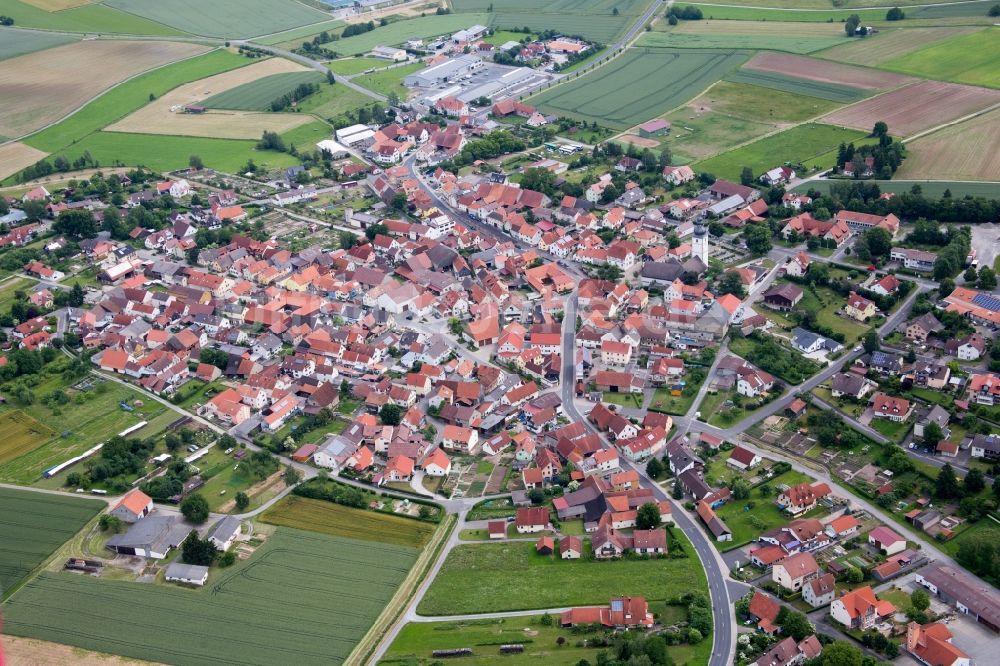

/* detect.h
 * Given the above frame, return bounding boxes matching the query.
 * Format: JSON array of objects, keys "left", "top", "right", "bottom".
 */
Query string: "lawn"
[
  {"left": 453, "top": 0, "right": 650, "bottom": 42},
  {"left": 713, "top": 495, "right": 821, "bottom": 550},
  {"left": 417, "top": 535, "right": 707, "bottom": 615},
  {"left": 351, "top": 62, "right": 425, "bottom": 98},
  {"left": 697, "top": 387, "right": 784, "bottom": 428},
  {"left": 818, "top": 26, "right": 983, "bottom": 66},
  {"left": 203, "top": 71, "right": 326, "bottom": 111},
  {"left": 937, "top": 517, "right": 1000, "bottom": 557},
  {"left": 870, "top": 418, "right": 911, "bottom": 443},
  {"left": 105, "top": 0, "right": 331, "bottom": 39},
  {"left": 0, "top": 0, "right": 184, "bottom": 35},
  {"left": 879, "top": 27, "right": 999, "bottom": 88},
  {"left": 0, "top": 276, "right": 36, "bottom": 312},
  {"left": 602, "top": 391, "right": 643, "bottom": 409},
  {"left": 327, "top": 57, "right": 387, "bottom": 75},
  {"left": 383, "top": 615, "right": 712, "bottom": 665},
  {"left": 0, "top": 26, "right": 77, "bottom": 61},
  {"left": 727, "top": 334, "right": 824, "bottom": 385},
  {"left": 531, "top": 48, "right": 749, "bottom": 130},
  {"left": 2, "top": 526, "right": 419, "bottom": 664},
  {"left": 261, "top": 495, "right": 437, "bottom": 548},
  {"left": 692, "top": 123, "right": 867, "bottom": 181},
  {"left": 296, "top": 83, "right": 376, "bottom": 122},
  {"left": 481, "top": 30, "right": 535, "bottom": 46},
  {"left": 725, "top": 69, "right": 870, "bottom": 103},
  {"left": 0, "top": 487, "right": 104, "bottom": 598}
]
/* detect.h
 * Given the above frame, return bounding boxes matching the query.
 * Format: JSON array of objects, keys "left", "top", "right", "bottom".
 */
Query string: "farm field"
[
  {"left": 256, "top": 18, "right": 345, "bottom": 46},
  {"left": 0, "top": 26, "right": 77, "bottom": 60},
  {"left": 105, "top": 57, "right": 316, "bottom": 140},
  {"left": 532, "top": 48, "right": 748, "bottom": 130},
  {"left": 0, "top": 411, "right": 55, "bottom": 465},
  {"left": 687, "top": 1, "right": 998, "bottom": 22},
  {"left": 1, "top": 635, "right": 165, "bottom": 666},
  {"left": 879, "top": 27, "right": 1000, "bottom": 88},
  {"left": 0, "top": 142, "right": 49, "bottom": 181},
  {"left": 453, "top": 0, "right": 651, "bottom": 42},
  {"left": 203, "top": 71, "right": 326, "bottom": 111},
  {"left": 692, "top": 123, "right": 866, "bottom": 181},
  {"left": 742, "top": 51, "right": 915, "bottom": 91},
  {"left": 261, "top": 495, "right": 437, "bottom": 548},
  {"left": 0, "top": 40, "right": 211, "bottom": 140},
  {"left": 0, "top": 0, "right": 184, "bottom": 35},
  {"left": 0, "top": 486, "right": 104, "bottom": 597},
  {"left": 894, "top": 107, "right": 1000, "bottom": 181},
  {"left": 104, "top": 0, "right": 331, "bottom": 39},
  {"left": 725, "top": 69, "right": 869, "bottom": 103},
  {"left": 383, "top": 616, "right": 712, "bottom": 666},
  {"left": 686, "top": 0, "right": 989, "bottom": 8},
  {"left": 298, "top": 83, "right": 391, "bottom": 121},
  {"left": 794, "top": 179, "right": 1000, "bottom": 198},
  {"left": 417, "top": 535, "right": 707, "bottom": 615},
  {"left": 280, "top": 13, "right": 492, "bottom": 54},
  {"left": 2, "top": 527, "right": 419, "bottom": 665},
  {"left": 645, "top": 20, "right": 850, "bottom": 54},
  {"left": 821, "top": 80, "right": 1000, "bottom": 138},
  {"left": 351, "top": 62, "right": 424, "bottom": 98},
  {"left": 327, "top": 57, "right": 387, "bottom": 75},
  {"left": 817, "top": 26, "right": 982, "bottom": 66}
]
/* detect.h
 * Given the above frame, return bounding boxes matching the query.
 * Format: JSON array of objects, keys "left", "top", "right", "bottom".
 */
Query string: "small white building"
[{"left": 165, "top": 562, "right": 209, "bottom": 587}]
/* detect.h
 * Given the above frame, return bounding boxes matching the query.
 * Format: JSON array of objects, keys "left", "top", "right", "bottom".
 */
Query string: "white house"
[{"left": 164, "top": 562, "right": 209, "bottom": 586}]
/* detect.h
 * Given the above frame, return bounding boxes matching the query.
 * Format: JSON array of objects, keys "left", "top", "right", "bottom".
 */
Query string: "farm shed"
[{"left": 165, "top": 562, "right": 209, "bottom": 586}]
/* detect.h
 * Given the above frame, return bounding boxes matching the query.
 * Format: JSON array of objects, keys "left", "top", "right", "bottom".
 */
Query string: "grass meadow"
[
  {"left": 645, "top": 21, "right": 849, "bottom": 54},
  {"left": 351, "top": 62, "right": 425, "bottom": 98},
  {"left": 879, "top": 27, "right": 1000, "bottom": 88}
]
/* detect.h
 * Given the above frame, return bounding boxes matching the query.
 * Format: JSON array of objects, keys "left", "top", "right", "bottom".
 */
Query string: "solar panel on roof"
[
  {"left": 972, "top": 294, "right": 1000, "bottom": 312},
  {"left": 611, "top": 600, "right": 623, "bottom": 611}
]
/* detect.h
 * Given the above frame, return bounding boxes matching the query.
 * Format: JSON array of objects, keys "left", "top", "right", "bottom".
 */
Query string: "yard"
[
  {"left": 417, "top": 534, "right": 707, "bottom": 615},
  {"left": 697, "top": 386, "right": 784, "bottom": 428},
  {"left": 602, "top": 391, "right": 643, "bottom": 409},
  {"left": 712, "top": 471, "right": 820, "bottom": 550},
  {"left": 870, "top": 417, "right": 911, "bottom": 443}
]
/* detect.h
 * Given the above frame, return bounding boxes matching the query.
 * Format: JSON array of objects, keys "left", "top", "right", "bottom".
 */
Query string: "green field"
[
  {"left": 352, "top": 62, "right": 424, "bottom": 98},
  {"left": 0, "top": 26, "right": 77, "bottom": 60},
  {"left": 328, "top": 57, "right": 388, "bottom": 75},
  {"left": 3, "top": 527, "right": 418, "bottom": 664},
  {"left": 203, "top": 71, "right": 326, "bottom": 111},
  {"left": 714, "top": 491, "right": 817, "bottom": 550},
  {"left": 285, "top": 13, "right": 492, "bottom": 54},
  {"left": 417, "top": 535, "right": 707, "bottom": 615},
  {"left": 793, "top": 179, "right": 1000, "bottom": 199},
  {"left": 297, "top": 83, "right": 376, "bottom": 122},
  {"left": 725, "top": 69, "right": 869, "bottom": 103},
  {"left": 879, "top": 27, "right": 1000, "bottom": 88},
  {"left": 256, "top": 18, "right": 345, "bottom": 46},
  {"left": 817, "top": 26, "right": 983, "bottom": 66},
  {"left": 0, "top": 487, "right": 104, "bottom": 598},
  {"left": 693, "top": 122, "right": 866, "bottom": 179},
  {"left": 0, "top": 411, "right": 56, "bottom": 465},
  {"left": 454, "top": 0, "right": 652, "bottom": 42},
  {"left": 690, "top": 0, "right": 996, "bottom": 10},
  {"left": 640, "top": 25, "right": 845, "bottom": 54},
  {"left": 262, "top": 495, "right": 437, "bottom": 548},
  {"left": 532, "top": 48, "right": 748, "bottom": 130},
  {"left": 105, "top": 0, "right": 331, "bottom": 38},
  {"left": 0, "top": 0, "right": 184, "bottom": 35},
  {"left": 687, "top": 1, "right": 997, "bottom": 22}
]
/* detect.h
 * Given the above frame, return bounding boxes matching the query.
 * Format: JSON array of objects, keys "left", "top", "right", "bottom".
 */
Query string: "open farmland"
[
  {"left": 0, "top": 26, "right": 76, "bottom": 60},
  {"left": 203, "top": 71, "right": 325, "bottom": 111},
  {"left": 895, "top": 107, "right": 1000, "bottom": 181},
  {"left": 351, "top": 62, "right": 424, "bottom": 98},
  {"left": 256, "top": 19, "right": 345, "bottom": 46},
  {"left": 684, "top": 0, "right": 992, "bottom": 8},
  {"left": 261, "top": 495, "right": 437, "bottom": 548},
  {"left": 296, "top": 83, "right": 374, "bottom": 121},
  {"left": 104, "top": 0, "right": 331, "bottom": 39},
  {"left": 692, "top": 123, "right": 867, "bottom": 181},
  {"left": 453, "top": 0, "right": 652, "bottom": 42},
  {"left": 532, "top": 48, "right": 748, "bottom": 130},
  {"left": 106, "top": 58, "right": 316, "bottom": 140},
  {"left": 817, "top": 26, "right": 982, "bottom": 66},
  {"left": 822, "top": 80, "right": 1000, "bottom": 138},
  {"left": 687, "top": 1, "right": 998, "bottom": 22},
  {"left": 3, "top": 527, "right": 419, "bottom": 665},
  {"left": 22, "top": 0, "right": 93, "bottom": 8},
  {"left": 725, "top": 69, "right": 869, "bottom": 103},
  {"left": 0, "top": 0, "right": 183, "bottom": 35},
  {"left": 0, "top": 411, "right": 55, "bottom": 465},
  {"left": 0, "top": 142, "right": 50, "bottom": 181},
  {"left": 281, "top": 13, "right": 491, "bottom": 54},
  {"left": 418, "top": 536, "right": 707, "bottom": 615},
  {"left": 327, "top": 57, "right": 387, "bottom": 75},
  {"left": 0, "top": 487, "right": 103, "bottom": 597},
  {"left": 743, "top": 51, "right": 915, "bottom": 91},
  {"left": 645, "top": 19, "right": 849, "bottom": 54},
  {"left": 794, "top": 179, "right": 1000, "bottom": 199},
  {"left": 0, "top": 40, "right": 210, "bottom": 140},
  {"left": 879, "top": 27, "right": 1000, "bottom": 88}
]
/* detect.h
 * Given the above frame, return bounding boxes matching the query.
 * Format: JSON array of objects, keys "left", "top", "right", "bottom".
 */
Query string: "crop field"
[
  {"left": 0, "top": 26, "right": 77, "bottom": 60},
  {"left": 283, "top": 13, "right": 491, "bottom": 54},
  {"left": 203, "top": 71, "right": 326, "bottom": 111},
  {"left": 327, "top": 57, "right": 386, "bottom": 75},
  {"left": 0, "top": 142, "right": 50, "bottom": 181},
  {"left": 0, "top": 487, "right": 104, "bottom": 597},
  {"left": 692, "top": 122, "right": 867, "bottom": 181},
  {"left": 106, "top": 58, "right": 315, "bottom": 140},
  {"left": 3, "top": 527, "right": 419, "bottom": 664},
  {"left": 262, "top": 496, "right": 437, "bottom": 548},
  {"left": 22, "top": 0, "right": 93, "bottom": 9},
  {"left": 532, "top": 48, "right": 748, "bottom": 130},
  {"left": 895, "top": 108, "right": 1000, "bottom": 181},
  {"left": 0, "top": 411, "right": 55, "bottom": 465},
  {"left": 743, "top": 52, "right": 915, "bottom": 91},
  {"left": 879, "top": 27, "right": 1000, "bottom": 88},
  {"left": 105, "top": 0, "right": 331, "bottom": 39},
  {"left": 822, "top": 80, "right": 1000, "bottom": 138},
  {"left": 417, "top": 536, "right": 707, "bottom": 615},
  {"left": 687, "top": 1, "right": 997, "bottom": 22},
  {"left": 0, "top": 0, "right": 183, "bottom": 35},
  {"left": 818, "top": 26, "right": 982, "bottom": 66},
  {"left": 0, "top": 40, "right": 210, "bottom": 140},
  {"left": 724, "top": 69, "right": 869, "bottom": 103},
  {"left": 646, "top": 19, "right": 849, "bottom": 54},
  {"left": 688, "top": 0, "right": 988, "bottom": 8},
  {"left": 795, "top": 179, "right": 1000, "bottom": 199},
  {"left": 352, "top": 62, "right": 424, "bottom": 98},
  {"left": 453, "top": 0, "right": 651, "bottom": 42},
  {"left": 296, "top": 83, "right": 374, "bottom": 121},
  {"left": 256, "top": 19, "right": 345, "bottom": 46}
]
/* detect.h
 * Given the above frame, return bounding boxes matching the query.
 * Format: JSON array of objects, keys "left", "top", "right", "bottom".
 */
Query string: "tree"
[
  {"left": 860, "top": 327, "right": 880, "bottom": 354},
  {"left": 978, "top": 266, "right": 997, "bottom": 290},
  {"left": 935, "top": 463, "right": 961, "bottom": 499},
  {"left": 189, "top": 155, "right": 204, "bottom": 170},
  {"left": 672, "top": 480, "right": 684, "bottom": 499},
  {"left": 964, "top": 467, "right": 985, "bottom": 495},
  {"left": 69, "top": 282, "right": 85, "bottom": 307},
  {"left": 234, "top": 491, "right": 250, "bottom": 510},
  {"left": 847, "top": 566, "right": 865, "bottom": 584},
  {"left": 922, "top": 421, "right": 944, "bottom": 449},
  {"left": 885, "top": 7, "right": 905, "bottom": 20},
  {"left": 740, "top": 166, "right": 754, "bottom": 186},
  {"left": 365, "top": 222, "right": 388, "bottom": 241},
  {"left": 859, "top": 227, "right": 892, "bottom": 259},
  {"left": 990, "top": 4, "right": 1000, "bottom": 17},
  {"left": 910, "top": 588, "right": 930, "bottom": 612},
  {"left": 180, "top": 493, "right": 210, "bottom": 523},
  {"left": 872, "top": 121, "right": 889, "bottom": 138},
  {"left": 821, "top": 640, "right": 863, "bottom": 666},
  {"left": 636, "top": 502, "right": 661, "bottom": 529},
  {"left": 528, "top": 488, "right": 545, "bottom": 504},
  {"left": 646, "top": 457, "right": 663, "bottom": 478},
  {"left": 730, "top": 478, "right": 750, "bottom": 500},
  {"left": 164, "top": 432, "right": 182, "bottom": 452},
  {"left": 53, "top": 209, "right": 97, "bottom": 239},
  {"left": 844, "top": 14, "right": 861, "bottom": 37},
  {"left": 283, "top": 465, "right": 302, "bottom": 486},
  {"left": 181, "top": 529, "right": 218, "bottom": 566},
  {"left": 99, "top": 514, "right": 124, "bottom": 533},
  {"left": 340, "top": 378, "right": 351, "bottom": 396},
  {"left": 380, "top": 403, "right": 402, "bottom": 425},
  {"left": 777, "top": 608, "right": 814, "bottom": 641},
  {"left": 716, "top": 270, "right": 746, "bottom": 298},
  {"left": 744, "top": 224, "right": 772, "bottom": 255}
]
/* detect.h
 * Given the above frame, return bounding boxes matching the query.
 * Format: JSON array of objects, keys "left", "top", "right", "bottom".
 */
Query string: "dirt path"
[{"left": 1, "top": 636, "right": 164, "bottom": 666}]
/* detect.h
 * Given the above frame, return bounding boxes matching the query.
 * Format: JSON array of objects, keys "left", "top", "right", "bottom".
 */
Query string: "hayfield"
[
  {"left": 532, "top": 48, "right": 748, "bottom": 130},
  {"left": 646, "top": 19, "right": 849, "bottom": 54},
  {"left": 284, "top": 13, "right": 491, "bottom": 54},
  {"left": 743, "top": 51, "right": 914, "bottom": 91},
  {"left": 0, "top": 487, "right": 104, "bottom": 597},
  {"left": 3, "top": 527, "right": 419, "bottom": 664},
  {"left": 262, "top": 495, "right": 437, "bottom": 547},
  {"left": 106, "top": 58, "right": 316, "bottom": 140},
  {"left": 0, "top": 142, "right": 50, "bottom": 181},
  {"left": 692, "top": 123, "right": 867, "bottom": 181},
  {"left": 203, "top": 71, "right": 326, "bottom": 111},
  {"left": 822, "top": 80, "right": 1000, "bottom": 138},
  {"left": 725, "top": 69, "right": 869, "bottom": 103},
  {"left": 879, "top": 27, "right": 1000, "bottom": 88},
  {"left": 105, "top": 0, "right": 331, "bottom": 39},
  {"left": 454, "top": 0, "right": 651, "bottom": 42},
  {"left": 818, "top": 26, "right": 982, "bottom": 66},
  {"left": 0, "top": 40, "right": 210, "bottom": 140},
  {"left": 895, "top": 108, "right": 1000, "bottom": 181},
  {"left": 0, "top": 0, "right": 183, "bottom": 35},
  {"left": 0, "top": 26, "right": 76, "bottom": 60},
  {"left": 0, "top": 411, "right": 55, "bottom": 465}
]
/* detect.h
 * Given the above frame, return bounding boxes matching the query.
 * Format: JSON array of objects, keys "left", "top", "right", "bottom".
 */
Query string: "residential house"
[
  {"left": 830, "top": 586, "right": 896, "bottom": 630},
  {"left": 772, "top": 551, "right": 819, "bottom": 592},
  {"left": 844, "top": 291, "right": 877, "bottom": 322},
  {"left": 906, "top": 622, "right": 971, "bottom": 666},
  {"left": 777, "top": 482, "right": 832, "bottom": 515},
  {"left": 727, "top": 445, "right": 761, "bottom": 471},
  {"left": 871, "top": 392, "right": 913, "bottom": 423},
  {"left": 515, "top": 506, "right": 550, "bottom": 534},
  {"left": 868, "top": 525, "right": 906, "bottom": 555},
  {"left": 762, "top": 284, "right": 803, "bottom": 311},
  {"left": 804, "top": 573, "right": 837, "bottom": 608}
]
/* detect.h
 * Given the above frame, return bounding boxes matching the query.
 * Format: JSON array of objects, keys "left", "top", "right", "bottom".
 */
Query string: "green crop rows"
[
  {"left": 105, "top": 0, "right": 331, "bottom": 39},
  {"left": 204, "top": 72, "right": 326, "bottom": 111},
  {"left": 725, "top": 69, "right": 870, "bottom": 103},
  {"left": 454, "top": 0, "right": 653, "bottom": 42}
]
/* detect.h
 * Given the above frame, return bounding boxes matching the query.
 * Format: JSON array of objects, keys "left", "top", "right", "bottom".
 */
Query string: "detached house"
[
  {"left": 844, "top": 291, "right": 877, "bottom": 322},
  {"left": 871, "top": 392, "right": 913, "bottom": 423},
  {"left": 777, "top": 482, "right": 831, "bottom": 515},
  {"left": 830, "top": 586, "right": 896, "bottom": 630},
  {"left": 772, "top": 551, "right": 818, "bottom": 592}
]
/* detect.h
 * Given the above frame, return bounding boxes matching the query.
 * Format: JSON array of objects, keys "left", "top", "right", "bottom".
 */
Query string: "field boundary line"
[
  {"left": 690, "top": 0, "right": 994, "bottom": 12},
  {"left": 350, "top": 513, "right": 457, "bottom": 666},
  {"left": 901, "top": 99, "right": 1000, "bottom": 142}
]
